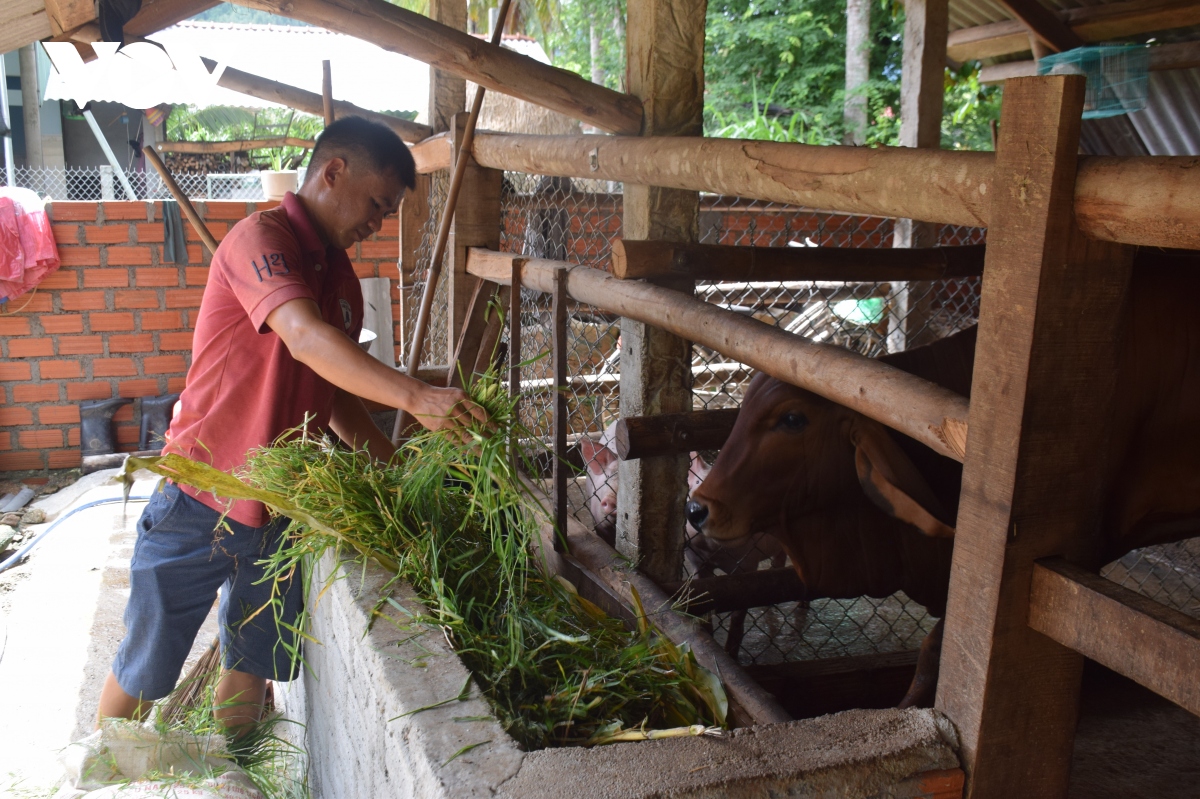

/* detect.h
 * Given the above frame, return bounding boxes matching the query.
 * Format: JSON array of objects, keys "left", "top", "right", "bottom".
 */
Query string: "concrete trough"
[{"left": 282, "top": 554, "right": 963, "bottom": 798}]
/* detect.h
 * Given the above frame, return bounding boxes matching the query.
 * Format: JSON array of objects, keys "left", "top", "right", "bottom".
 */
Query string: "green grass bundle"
[{"left": 127, "top": 374, "right": 726, "bottom": 749}]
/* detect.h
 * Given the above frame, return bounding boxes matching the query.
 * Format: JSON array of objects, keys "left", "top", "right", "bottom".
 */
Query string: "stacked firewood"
[{"left": 163, "top": 152, "right": 233, "bottom": 174}]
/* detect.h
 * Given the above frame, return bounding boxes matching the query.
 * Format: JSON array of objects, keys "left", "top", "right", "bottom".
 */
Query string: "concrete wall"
[
  {"left": 0, "top": 200, "right": 403, "bottom": 473},
  {"left": 284, "top": 554, "right": 965, "bottom": 799}
]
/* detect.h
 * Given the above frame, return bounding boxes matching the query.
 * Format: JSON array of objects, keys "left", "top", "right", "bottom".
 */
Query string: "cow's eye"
[{"left": 777, "top": 411, "right": 808, "bottom": 431}]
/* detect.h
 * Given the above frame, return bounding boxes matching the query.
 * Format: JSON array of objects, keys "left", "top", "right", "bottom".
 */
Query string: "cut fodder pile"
[{"left": 126, "top": 376, "right": 726, "bottom": 749}]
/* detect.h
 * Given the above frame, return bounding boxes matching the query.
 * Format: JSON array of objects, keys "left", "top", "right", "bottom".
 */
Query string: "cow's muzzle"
[{"left": 685, "top": 500, "right": 709, "bottom": 532}]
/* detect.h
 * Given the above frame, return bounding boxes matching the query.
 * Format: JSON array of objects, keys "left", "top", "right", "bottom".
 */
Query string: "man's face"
[{"left": 319, "top": 158, "right": 406, "bottom": 250}]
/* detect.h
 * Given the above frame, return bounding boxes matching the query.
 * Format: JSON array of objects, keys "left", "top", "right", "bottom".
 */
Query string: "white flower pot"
[{"left": 261, "top": 170, "right": 299, "bottom": 201}]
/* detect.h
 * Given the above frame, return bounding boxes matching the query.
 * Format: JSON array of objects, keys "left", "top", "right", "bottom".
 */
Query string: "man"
[{"left": 97, "top": 117, "right": 486, "bottom": 729}]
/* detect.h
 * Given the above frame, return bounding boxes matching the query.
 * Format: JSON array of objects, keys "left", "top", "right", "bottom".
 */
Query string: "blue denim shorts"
[{"left": 112, "top": 481, "right": 302, "bottom": 701}]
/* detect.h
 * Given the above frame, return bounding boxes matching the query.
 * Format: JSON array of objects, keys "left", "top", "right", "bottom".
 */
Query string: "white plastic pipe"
[{"left": 82, "top": 108, "right": 138, "bottom": 201}]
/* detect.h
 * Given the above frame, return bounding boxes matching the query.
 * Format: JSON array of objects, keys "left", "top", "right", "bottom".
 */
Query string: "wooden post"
[
  {"left": 447, "top": 111, "right": 504, "bottom": 366},
  {"left": 552, "top": 268, "right": 569, "bottom": 552},
  {"left": 321, "top": 59, "right": 334, "bottom": 126},
  {"left": 427, "top": 0, "right": 466, "bottom": 133},
  {"left": 934, "top": 75, "right": 1136, "bottom": 798},
  {"left": 889, "top": 0, "right": 948, "bottom": 353},
  {"left": 617, "top": 0, "right": 707, "bottom": 585}
]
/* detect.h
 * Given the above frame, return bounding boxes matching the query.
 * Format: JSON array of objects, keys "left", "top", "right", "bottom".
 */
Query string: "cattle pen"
[{"left": 4, "top": 0, "right": 1200, "bottom": 796}]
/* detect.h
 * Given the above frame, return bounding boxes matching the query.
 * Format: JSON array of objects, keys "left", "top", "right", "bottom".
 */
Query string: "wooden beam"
[
  {"left": 207, "top": 62, "right": 433, "bottom": 143},
  {"left": 236, "top": 0, "right": 644, "bottom": 135},
  {"left": 611, "top": 240, "right": 986, "bottom": 282},
  {"left": 125, "top": 0, "right": 220, "bottom": 37},
  {"left": 947, "top": 0, "right": 1200, "bottom": 62},
  {"left": 663, "top": 567, "right": 806, "bottom": 615},
  {"left": 994, "top": 0, "right": 1084, "bottom": 53},
  {"left": 980, "top": 39, "right": 1200, "bottom": 83},
  {"left": 154, "top": 138, "right": 315, "bottom": 154},
  {"left": 0, "top": 0, "right": 51, "bottom": 55},
  {"left": 43, "top": 0, "right": 96, "bottom": 36},
  {"left": 470, "top": 133, "right": 1200, "bottom": 251},
  {"left": 410, "top": 131, "right": 454, "bottom": 173},
  {"left": 467, "top": 249, "right": 971, "bottom": 462},
  {"left": 614, "top": 409, "right": 739, "bottom": 461},
  {"left": 427, "top": 0, "right": 466, "bottom": 133},
  {"left": 934, "top": 76, "right": 1137, "bottom": 799},
  {"left": 1028, "top": 558, "right": 1200, "bottom": 716}
]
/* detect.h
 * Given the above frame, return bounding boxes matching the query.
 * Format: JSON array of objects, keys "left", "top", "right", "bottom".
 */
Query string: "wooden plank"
[
  {"left": 472, "top": 133, "right": 1200, "bottom": 252},
  {"left": 154, "top": 138, "right": 315, "bottom": 153},
  {"left": 43, "top": 0, "right": 93, "bottom": 35},
  {"left": 947, "top": 0, "right": 1200, "bottom": 62},
  {"left": 236, "top": 0, "right": 643, "bottom": 135},
  {"left": 125, "top": 0, "right": 219, "bottom": 36},
  {"left": 994, "top": 0, "right": 1083, "bottom": 52},
  {"left": 469, "top": 248, "right": 971, "bottom": 463},
  {"left": 0, "top": 0, "right": 51, "bottom": 55},
  {"left": 612, "top": 240, "right": 986, "bottom": 282},
  {"left": 615, "top": 0, "right": 706, "bottom": 586},
  {"left": 445, "top": 278, "right": 492, "bottom": 388},
  {"left": 934, "top": 76, "right": 1137, "bottom": 799},
  {"left": 1028, "top": 559, "right": 1200, "bottom": 716},
  {"left": 982, "top": 40, "right": 1200, "bottom": 84},
  {"left": 614, "top": 408, "right": 740, "bottom": 461},
  {"left": 410, "top": 131, "right": 453, "bottom": 173}
]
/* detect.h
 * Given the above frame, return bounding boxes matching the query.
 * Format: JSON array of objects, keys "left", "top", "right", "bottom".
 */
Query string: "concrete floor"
[{"left": 0, "top": 471, "right": 217, "bottom": 796}]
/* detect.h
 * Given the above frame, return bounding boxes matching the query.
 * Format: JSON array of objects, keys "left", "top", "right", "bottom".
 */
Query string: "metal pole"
[
  {"left": 1, "top": 55, "right": 15, "bottom": 186},
  {"left": 82, "top": 107, "right": 138, "bottom": 201}
]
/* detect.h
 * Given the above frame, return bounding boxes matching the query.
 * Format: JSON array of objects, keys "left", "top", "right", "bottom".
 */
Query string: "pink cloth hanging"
[{"left": 0, "top": 188, "right": 60, "bottom": 303}]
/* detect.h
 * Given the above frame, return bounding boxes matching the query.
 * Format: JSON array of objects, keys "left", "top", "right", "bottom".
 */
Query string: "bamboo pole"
[
  {"left": 468, "top": 248, "right": 970, "bottom": 462},
  {"left": 321, "top": 60, "right": 334, "bottom": 126},
  {"left": 144, "top": 146, "right": 220, "bottom": 255},
  {"left": 469, "top": 133, "right": 1200, "bottom": 251},
  {"left": 392, "top": 0, "right": 514, "bottom": 444},
  {"left": 206, "top": 61, "right": 432, "bottom": 142},
  {"left": 154, "top": 138, "right": 315, "bottom": 154}
]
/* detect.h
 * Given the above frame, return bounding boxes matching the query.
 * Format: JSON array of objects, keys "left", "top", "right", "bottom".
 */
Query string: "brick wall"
[{"left": 0, "top": 200, "right": 401, "bottom": 474}]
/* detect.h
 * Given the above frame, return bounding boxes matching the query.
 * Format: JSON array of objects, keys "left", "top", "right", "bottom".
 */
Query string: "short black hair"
[{"left": 306, "top": 116, "right": 416, "bottom": 190}]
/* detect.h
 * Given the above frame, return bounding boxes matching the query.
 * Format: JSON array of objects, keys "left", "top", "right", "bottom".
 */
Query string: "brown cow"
[{"left": 686, "top": 250, "right": 1200, "bottom": 707}]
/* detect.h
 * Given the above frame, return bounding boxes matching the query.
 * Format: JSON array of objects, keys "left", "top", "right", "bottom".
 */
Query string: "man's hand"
[{"left": 411, "top": 385, "right": 491, "bottom": 443}]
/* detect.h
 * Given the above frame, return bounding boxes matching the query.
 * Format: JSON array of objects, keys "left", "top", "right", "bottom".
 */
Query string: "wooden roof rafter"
[{"left": 992, "top": 0, "right": 1084, "bottom": 52}]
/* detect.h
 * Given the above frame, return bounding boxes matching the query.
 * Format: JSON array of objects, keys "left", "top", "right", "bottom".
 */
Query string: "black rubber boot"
[
  {"left": 139, "top": 393, "right": 181, "bottom": 450},
  {"left": 79, "top": 397, "right": 133, "bottom": 456}
]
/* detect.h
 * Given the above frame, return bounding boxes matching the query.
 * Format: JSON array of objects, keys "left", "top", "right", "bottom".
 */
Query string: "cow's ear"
[{"left": 850, "top": 421, "right": 956, "bottom": 538}]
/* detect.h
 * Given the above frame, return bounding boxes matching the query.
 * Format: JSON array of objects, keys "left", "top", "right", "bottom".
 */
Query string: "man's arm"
[
  {"left": 264, "top": 297, "right": 488, "bottom": 436},
  {"left": 329, "top": 388, "right": 397, "bottom": 462}
]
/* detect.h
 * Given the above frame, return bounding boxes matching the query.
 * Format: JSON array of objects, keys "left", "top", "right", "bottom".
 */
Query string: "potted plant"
[{"left": 260, "top": 149, "right": 299, "bottom": 201}]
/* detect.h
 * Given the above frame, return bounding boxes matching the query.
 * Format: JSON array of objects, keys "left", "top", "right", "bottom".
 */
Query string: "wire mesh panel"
[
  {"left": 399, "top": 170, "right": 452, "bottom": 369},
  {"left": 1102, "top": 537, "right": 1200, "bottom": 620},
  {"left": 9, "top": 165, "right": 270, "bottom": 201}
]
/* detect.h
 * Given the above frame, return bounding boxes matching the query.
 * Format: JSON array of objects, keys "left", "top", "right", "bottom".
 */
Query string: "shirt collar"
[{"left": 281, "top": 192, "right": 327, "bottom": 256}]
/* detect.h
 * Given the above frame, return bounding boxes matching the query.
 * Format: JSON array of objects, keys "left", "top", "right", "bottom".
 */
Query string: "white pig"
[{"left": 579, "top": 422, "right": 619, "bottom": 545}]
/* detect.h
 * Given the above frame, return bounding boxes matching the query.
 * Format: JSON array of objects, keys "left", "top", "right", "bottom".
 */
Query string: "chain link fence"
[{"left": 8, "top": 165, "right": 274, "bottom": 201}]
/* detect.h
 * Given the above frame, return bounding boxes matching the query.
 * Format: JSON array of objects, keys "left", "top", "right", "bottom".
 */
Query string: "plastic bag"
[{"left": 0, "top": 187, "right": 61, "bottom": 303}]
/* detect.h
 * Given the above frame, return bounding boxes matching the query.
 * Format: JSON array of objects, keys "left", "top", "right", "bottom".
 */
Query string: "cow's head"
[{"left": 686, "top": 373, "right": 955, "bottom": 544}]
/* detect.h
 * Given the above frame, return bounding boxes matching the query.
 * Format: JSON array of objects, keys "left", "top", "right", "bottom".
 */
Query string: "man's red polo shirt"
[{"left": 165, "top": 192, "right": 363, "bottom": 527}]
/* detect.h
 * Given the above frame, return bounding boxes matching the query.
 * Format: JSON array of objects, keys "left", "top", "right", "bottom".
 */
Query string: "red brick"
[
  {"left": 102, "top": 202, "right": 151, "bottom": 221},
  {"left": 39, "top": 405, "right": 80, "bottom": 424},
  {"left": 201, "top": 201, "right": 249, "bottom": 220},
  {"left": 0, "top": 452, "right": 44, "bottom": 471},
  {"left": 140, "top": 311, "right": 183, "bottom": 330},
  {"left": 66, "top": 427, "right": 81, "bottom": 447},
  {"left": 186, "top": 222, "right": 228, "bottom": 241},
  {"left": 59, "top": 246, "right": 102, "bottom": 267},
  {"left": 187, "top": 245, "right": 205, "bottom": 264},
  {"left": 108, "top": 334, "right": 154, "bottom": 353},
  {"left": 9, "top": 338, "right": 54, "bottom": 358},
  {"left": 114, "top": 290, "right": 160, "bottom": 309},
  {"left": 49, "top": 450, "right": 82, "bottom": 469},
  {"left": 167, "top": 377, "right": 186, "bottom": 393},
  {"left": 39, "top": 360, "right": 82, "bottom": 379},
  {"left": 7, "top": 292, "right": 54, "bottom": 314},
  {"left": 0, "top": 317, "right": 31, "bottom": 335},
  {"left": 13, "top": 383, "right": 61, "bottom": 403},
  {"left": 60, "top": 292, "right": 108, "bottom": 311},
  {"left": 378, "top": 262, "right": 401, "bottom": 280},
  {"left": 0, "top": 407, "right": 34, "bottom": 425},
  {"left": 19, "top": 429, "right": 64, "bottom": 449},
  {"left": 84, "top": 224, "right": 133, "bottom": 244},
  {"left": 93, "top": 358, "right": 137, "bottom": 377},
  {"left": 117, "top": 424, "right": 140, "bottom": 445},
  {"left": 0, "top": 432, "right": 9, "bottom": 449},
  {"left": 352, "top": 262, "right": 377, "bottom": 278},
  {"left": 184, "top": 268, "right": 209, "bottom": 286},
  {"left": 53, "top": 223, "right": 82, "bottom": 245},
  {"left": 0, "top": 363, "right": 32, "bottom": 381},
  {"left": 144, "top": 355, "right": 187, "bottom": 374},
  {"left": 58, "top": 336, "right": 104, "bottom": 355},
  {"left": 134, "top": 223, "right": 165, "bottom": 243},
  {"left": 66, "top": 382, "right": 113, "bottom": 401},
  {"left": 379, "top": 218, "right": 399, "bottom": 238},
  {"left": 39, "top": 314, "right": 84, "bottom": 334},
  {"left": 50, "top": 202, "right": 99, "bottom": 222},
  {"left": 135, "top": 267, "right": 178, "bottom": 287},
  {"left": 165, "top": 289, "right": 205, "bottom": 308},
  {"left": 39, "top": 269, "right": 80, "bottom": 290},
  {"left": 159, "top": 331, "right": 194, "bottom": 351},
  {"left": 90, "top": 312, "right": 136, "bottom": 332},
  {"left": 107, "top": 247, "right": 153, "bottom": 266},
  {"left": 360, "top": 240, "right": 399, "bottom": 259},
  {"left": 114, "top": 404, "right": 134, "bottom": 423},
  {"left": 119, "top": 379, "right": 159, "bottom": 398},
  {"left": 83, "top": 268, "right": 128, "bottom": 288}
]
